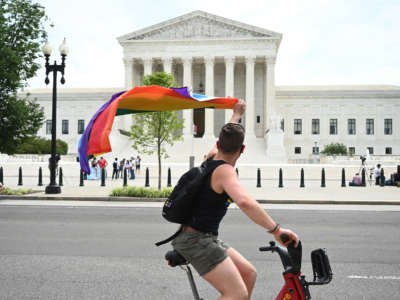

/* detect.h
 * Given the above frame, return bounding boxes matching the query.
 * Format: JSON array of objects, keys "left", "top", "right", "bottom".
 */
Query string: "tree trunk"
[{"left": 158, "top": 142, "right": 161, "bottom": 190}]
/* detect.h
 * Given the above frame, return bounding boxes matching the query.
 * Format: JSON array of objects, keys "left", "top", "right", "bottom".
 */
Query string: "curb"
[{"left": 1, "top": 195, "right": 400, "bottom": 205}]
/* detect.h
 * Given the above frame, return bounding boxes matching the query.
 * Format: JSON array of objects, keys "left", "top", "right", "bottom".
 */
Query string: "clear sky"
[{"left": 27, "top": 0, "right": 400, "bottom": 89}]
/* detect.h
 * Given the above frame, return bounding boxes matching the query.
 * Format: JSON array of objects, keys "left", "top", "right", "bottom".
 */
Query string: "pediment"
[{"left": 118, "top": 11, "right": 281, "bottom": 42}]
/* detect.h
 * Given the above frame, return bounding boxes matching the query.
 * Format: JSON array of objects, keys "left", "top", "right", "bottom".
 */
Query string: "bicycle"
[{"left": 165, "top": 235, "right": 332, "bottom": 300}]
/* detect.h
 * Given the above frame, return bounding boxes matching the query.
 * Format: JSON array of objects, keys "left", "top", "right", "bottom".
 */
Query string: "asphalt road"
[{"left": 0, "top": 204, "right": 399, "bottom": 299}]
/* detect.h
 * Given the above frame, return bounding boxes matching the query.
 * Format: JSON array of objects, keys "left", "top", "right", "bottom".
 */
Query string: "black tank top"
[{"left": 188, "top": 159, "right": 232, "bottom": 235}]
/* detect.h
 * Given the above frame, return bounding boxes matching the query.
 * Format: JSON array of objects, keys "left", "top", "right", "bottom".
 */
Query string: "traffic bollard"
[
  {"left": 38, "top": 167, "right": 43, "bottom": 186},
  {"left": 18, "top": 167, "right": 23, "bottom": 186},
  {"left": 167, "top": 168, "right": 172, "bottom": 187},
  {"left": 361, "top": 168, "right": 366, "bottom": 186},
  {"left": 341, "top": 168, "right": 346, "bottom": 187},
  {"left": 300, "top": 168, "right": 305, "bottom": 188},
  {"left": 101, "top": 168, "right": 105, "bottom": 186},
  {"left": 321, "top": 168, "right": 326, "bottom": 188},
  {"left": 380, "top": 168, "right": 385, "bottom": 187},
  {"left": 256, "top": 168, "right": 261, "bottom": 188},
  {"left": 145, "top": 168, "right": 150, "bottom": 187},
  {"left": 279, "top": 168, "right": 283, "bottom": 188},
  {"left": 80, "top": 170, "right": 84, "bottom": 186},
  {"left": 123, "top": 168, "right": 127, "bottom": 187},
  {"left": 59, "top": 167, "right": 63, "bottom": 186}
]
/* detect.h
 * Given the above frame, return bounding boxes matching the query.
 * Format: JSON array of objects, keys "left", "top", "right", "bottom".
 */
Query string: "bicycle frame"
[
  {"left": 165, "top": 238, "right": 332, "bottom": 300},
  {"left": 260, "top": 239, "right": 332, "bottom": 300}
]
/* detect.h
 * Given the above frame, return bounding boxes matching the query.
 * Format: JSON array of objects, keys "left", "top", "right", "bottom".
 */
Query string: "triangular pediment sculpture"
[{"left": 118, "top": 10, "right": 281, "bottom": 42}]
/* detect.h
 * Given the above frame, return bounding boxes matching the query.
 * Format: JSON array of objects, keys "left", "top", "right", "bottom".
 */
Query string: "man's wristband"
[{"left": 268, "top": 223, "right": 280, "bottom": 234}]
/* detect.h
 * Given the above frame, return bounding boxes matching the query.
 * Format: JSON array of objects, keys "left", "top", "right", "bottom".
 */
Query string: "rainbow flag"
[{"left": 78, "top": 85, "right": 238, "bottom": 173}]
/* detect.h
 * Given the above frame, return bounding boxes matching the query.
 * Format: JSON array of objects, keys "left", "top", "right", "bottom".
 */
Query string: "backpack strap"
[
  {"left": 155, "top": 159, "right": 227, "bottom": 247},
  {"left": 155, "top": 225, "right": 183, "bottom": 246}
]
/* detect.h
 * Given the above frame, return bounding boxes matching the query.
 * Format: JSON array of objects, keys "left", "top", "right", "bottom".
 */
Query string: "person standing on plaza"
[
  {"left": 373, "top": 164, "right": 381, "bottom": 185},
  {"left": 125, "top": 159, "right": 132, "bottom": 180},
  {"left": 135, "top": 155, "right": 141, "bottom": 175},
  {"left": 98, "top": 156, "right": 108, "bottom": 179},
  {"left": 118, "top": 158, "right": 125, "bottom": 179},
  {"left": 172, "top": 99, "right": 299, "bottom": 300},
  {"left": 112, "top": 158, "right": 119, "bottom": 179}
]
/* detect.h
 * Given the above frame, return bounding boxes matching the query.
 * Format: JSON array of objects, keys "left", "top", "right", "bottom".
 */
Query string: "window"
[
  {"left": 78, "top": 120, "right": 85, "bottom": 134},
  {"left": 294, "top": 119, "right": 302, "bottom": 135},
  {"left": 348, "top": 119, "right": 356, "bottom": 135},
  {"left": 62, "top": 120, "right": 69, "bottom": 134},
  {"left": 384, "top": 119, "right": 392, "bottom": 135},
  {"left": 367, "top": 147, "right": 374, "bottom": 155},
  {"left": 366, "top": 119, "right": 374, "bottom": 135},
  {"left": 349, "top": 147, "right": 355, "bottom": 155},
  {"left": 329, "top": 119, "right": 337, "bottom": 135},
  {"left": 294, "top": 147, "right": 301, "bottom": 154},
  {"left": 256, "top": 116, "right": 260, "bottom": 123},
  {"left": 312, "top": 146, "right": 319, "bottom": 154},
  {"left": 385, "top": 147, "right": 392, "bottom": 155},
  {"left": 312, "top": 119, "right": 320, "bottom": 134},
  {"left": 46, "top": 120, "right": 52, "bottom": 135}
]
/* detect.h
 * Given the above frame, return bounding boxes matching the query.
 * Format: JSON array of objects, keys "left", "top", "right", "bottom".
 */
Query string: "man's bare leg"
[
  {"left": 203, "top": 256, "right": 249, "bottom": 300},
  {"left": 227, "top": 248, "right": 257, "bottom": 298}
]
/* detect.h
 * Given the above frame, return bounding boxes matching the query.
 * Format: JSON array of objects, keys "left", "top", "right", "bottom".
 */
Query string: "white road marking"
[
  {"left": 1, "top": 200, "right": 400, "bottom": 211},
  {"left": 348, "top": 275, "right": 400, "bottom": 280}
]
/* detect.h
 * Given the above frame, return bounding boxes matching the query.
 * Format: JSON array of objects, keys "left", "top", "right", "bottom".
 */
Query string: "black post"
[
  {"left": 321, "top": 168, "right": 326, "bottom": 188},
  {"left": 145, "top": 167, "right": 150, "bottom": 187},
  {"left": 341, "top": 168, "right": 346, "bottom": 187},
  {"left": 361, "top": 168, "right": 366, "bottom": 186},
  {"left": 256, "top": 168, "right": 261, "bottom": 188},
  {"left": 101, "top": 168, "right": 105, "bottom": 186},
  {"left": 236, "top": 168, "right": 239, "bottom": 177},
  {"left": 0, "top": 166, "right": 3, "bottom": 185},
  {"left": 18, "top": 166, "right": 23, "bottom": 186},
  {"left": 59, "top": 167, "right": 63, "bottom": 186},
  {"left": 380, "top": 168, "right": 385, "bottom": 187},
  {"left": 123, "top": 168, "right": 127, "bottom": 187},
  {"left": 167, "top": 167, "right": 172, "bottom": 187},
  {"left": 38, "top": 167, "right": 43, "bottom": 186},
  {"left": 44, "top": 48, "right": 66, "bottom": 194},
  {"left": 278, "top": 168, "right": 283, "bottom": 188},
  {"left": 79, "top": 170, "right": 84, "bottom": 186},
  {"left": 300, "top": 168, "right": 305, "bottom": 188},
  {"left": 398, "top": 165, "right": 400, "bottom": 175}
]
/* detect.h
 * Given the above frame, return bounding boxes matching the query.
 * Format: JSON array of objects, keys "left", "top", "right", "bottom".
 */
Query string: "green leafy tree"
[
  {"left": 129, "top": 72, "right": 184, "bottom": 189},
  {"left": 0, "top": 0, "right": 49, "bottom": 154},
  {"left": 321, "top": 142, "right": 348, "bottom": 156}
]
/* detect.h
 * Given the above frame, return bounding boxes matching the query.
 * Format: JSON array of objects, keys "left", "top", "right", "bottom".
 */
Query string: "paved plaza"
[{"left": 1, "top": 159, "right": 399, "bottom": 204}]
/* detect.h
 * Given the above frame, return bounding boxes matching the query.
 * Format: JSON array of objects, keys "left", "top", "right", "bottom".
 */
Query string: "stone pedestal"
[{"left": 264, "top": 115, "right": 287, "bottom": 163}]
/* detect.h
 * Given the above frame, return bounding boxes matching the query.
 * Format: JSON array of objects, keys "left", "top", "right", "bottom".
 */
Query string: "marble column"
[
  {"left": 245, "top": 55, "right": 256, "bottom": 138},
  {"left": 162, "top": 57, "right": 173, "bottom": 75},
  {"left": 143, "top": 57, "right": 153, "bottom": 76},
  {"left": 265, "top": 57, "right": 276, "bottom": 133},
  {"left": 204, "top": 56, "right": 215, "bottom": 137},
  {"left": 182, "top": 57, "right": 193, "bottom": 137},
  {"left": 123, "top": 57, "right": 133, "bottom": 89},
  {"left": 224, "top": 56, "right": 235, "bottom": 123}
]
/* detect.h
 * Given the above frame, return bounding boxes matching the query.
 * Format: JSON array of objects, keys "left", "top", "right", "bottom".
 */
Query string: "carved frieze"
[{"left": 129, "top": 16, "right": 271, "bottom": 40}]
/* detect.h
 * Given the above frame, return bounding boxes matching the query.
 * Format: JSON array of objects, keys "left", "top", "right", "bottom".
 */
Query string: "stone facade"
[{"left": 24, "top": 11, "right": 400, "bottom": 163}]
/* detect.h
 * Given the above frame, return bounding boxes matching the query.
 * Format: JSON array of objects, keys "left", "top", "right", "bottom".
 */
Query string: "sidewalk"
[{"left": 1, "top": 175, "right": 399, "bottom": 205}]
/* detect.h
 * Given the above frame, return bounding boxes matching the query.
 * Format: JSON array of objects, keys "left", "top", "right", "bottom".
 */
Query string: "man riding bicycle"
[{"left": 172, "top": 100, "right": 299, "bottom": 299}]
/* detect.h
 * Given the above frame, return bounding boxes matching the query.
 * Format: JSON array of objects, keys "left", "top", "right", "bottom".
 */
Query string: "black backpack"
[{"left": 155, "top": 159, "right": 225, "bottom": 246}]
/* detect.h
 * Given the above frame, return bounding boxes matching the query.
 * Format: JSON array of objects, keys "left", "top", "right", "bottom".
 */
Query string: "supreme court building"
[{"left": 28, "top": 11, "right": 400, "bottom": 163}]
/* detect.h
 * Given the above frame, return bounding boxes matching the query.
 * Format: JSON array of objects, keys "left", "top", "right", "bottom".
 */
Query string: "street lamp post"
[{"left": 42, "top": 38, "right": 69, "bottom": 194}]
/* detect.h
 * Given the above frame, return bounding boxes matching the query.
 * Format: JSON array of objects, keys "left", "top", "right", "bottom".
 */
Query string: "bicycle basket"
[{"left": 310, "top": 248, "right": 333, "bottom": 284}]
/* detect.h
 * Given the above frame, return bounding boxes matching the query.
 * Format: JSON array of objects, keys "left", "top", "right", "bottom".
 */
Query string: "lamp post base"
[{"left": 45, "top": 184, "right": 61, "bottom": 194}]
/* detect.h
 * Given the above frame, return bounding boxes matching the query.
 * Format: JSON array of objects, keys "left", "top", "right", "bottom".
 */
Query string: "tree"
[
  {"left": 0, "top": 0, "right": 48, "bottom": 154},
  {"left": 321, "top": 142, "right": 348, "bottom": 156},
  {"left": 128, "top": 72, "right": 184, "bottom": 189}
]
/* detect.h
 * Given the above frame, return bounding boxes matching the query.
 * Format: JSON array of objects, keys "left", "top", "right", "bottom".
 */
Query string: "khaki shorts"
[{"left": 172, "top": 230, "right": 230, "bottom": 276}]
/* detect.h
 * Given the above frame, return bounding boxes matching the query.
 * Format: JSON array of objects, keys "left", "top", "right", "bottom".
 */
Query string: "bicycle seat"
[{"left": 165, "top": 250, "right": 188, "bottom": 267}]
